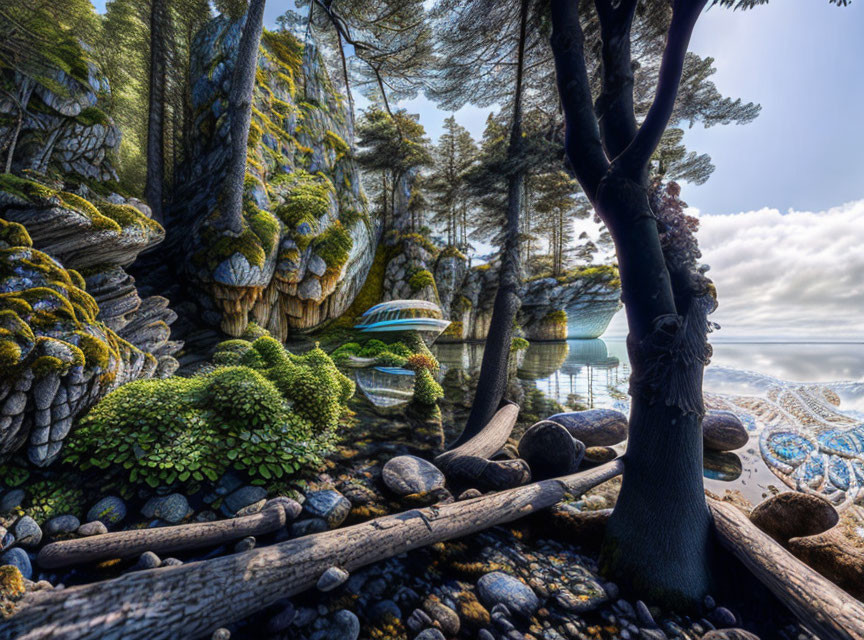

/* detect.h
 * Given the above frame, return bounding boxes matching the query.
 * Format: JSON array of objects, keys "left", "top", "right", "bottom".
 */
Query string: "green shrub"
[
  {"left": 413, "top": 367, "right": 444, "bottom": 405},
  {"left": 23, "top": 478, "right": 85, "bottom": 525},
  {"left": 374, "top": 351, "right": 407, "bottom": 367},
  {"left": 358, "top": 339, "right": 389, "bottom": 358}
]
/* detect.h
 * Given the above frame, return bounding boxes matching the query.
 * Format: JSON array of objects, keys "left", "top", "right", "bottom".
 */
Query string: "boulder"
[
  {"left": 547, "top": 409, "right": 628, "bottom": 447},
  {"left": 702, "top": 411, "right": 748, "bottom": 451},
  {"left": 476, "top": 571, "right": 539, "bottom": 619},
  {"left": 749, "top": 492, "right": 838, "bottom": 545},
  {"left": 12, "top": 516, "right": 41, "bottom": 548},
  {"left": 381, "top": 455, "right": 446, "bottom": 497},
  {"left": 518, "top": 421, "right": 584, "bottom": 480},
  {"left": 141, "top": 493, "right": 190, "bottom": 524}
]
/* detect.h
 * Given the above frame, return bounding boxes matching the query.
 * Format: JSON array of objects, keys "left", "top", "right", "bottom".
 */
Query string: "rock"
[
  {"left": 317, "top": 566, "right": 349, "bottom": 592},
  {"left": 382, "top": 455, "right": 446, "bottom": 497},
  {"left": 518, "top": 421, "right": 585, "bottom": 480},
  {"left": 635, "top": 601, "right": 657, "bottom": 628},
  {"left": 710, "top": 606, "right": 737, "bottom": 627},
  {"left": 211, "top": 629, "right": 231, "bottom": 640},
  {"left": 266, "top": 600, "right": 297, "bottom": 633},
  {"left": 415, "top": 630, "right": 446, "bottom": 640},
  {"left": 161, "top": 557, "right": 183, "bottom": 567},
  {"left": 222, "top": 486, "right": 267, "bottom": 517},
  {"left": 583, "top": 446, "right": 618, "bottom": 464},
  {"left": 0, "top": 489, "right": 25, "bottom": 514},
  {"left": 0, "top": 547, "right": 32, "bottom": 580},
  {"left": 134, "top": 551, "right": 161, "bottom": 570},
  {"left": 423, "top": 596, "right": 460, "bottom": 636},
  {"left": 702, "top": 411, "right": 748, "bottom": 451},
  {"left": 141, "top": 493, "right": 190, "bottom": 524},
  {"left": 265, "top": 497, "right": 302, "bottom": 520},
  {"left": 407, "top": 608, "right": 434, "bottom": 632},
  {"left": 749, "top": 492, "right": 838, "bottom": 545},
  {"left": 639, "top": 629, "right": 667, "bottom": 640},
  {"left": 234, "top": 536, "right": 256, "bottom": 553},
  {"left": 44, "top": 515, "right": 80, "bottom": 537},
  {"left": 291, "top": 518, "right": 328, "bottom": 537},
  {"left": 458, "top": 489, "right": 482, "bottom": 500},
  {"left": 303, "top": 490, "right": 351, "bottom": 528},
  {"left": 77, "top": 520, "right": 108, "bottom": 536},
  {"left": 86, "top": 496, "right": 126, "bottom": 527},
  {"left": 368, "top": 600, "right": 401, "bottom": 624},
  {"left": 703, "top": 631, "right": 760, "bottom": 640},
  {"left": 547, "top": 409, "right": 628, "bottom": 447},
  {"left": 12, "top": 516, "right": 41, "bottom": 548},
  {"left": 476, "top": 571, "right": 539, "bottom": 619},
  {"left": 320, "top": 609, "right": 360, "bottom": 640},
  {"left": 788, "top": 528, "right": 864, "bottom": 600}
]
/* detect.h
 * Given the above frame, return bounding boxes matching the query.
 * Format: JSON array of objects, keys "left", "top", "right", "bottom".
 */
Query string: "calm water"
[{"left": 434, "top": 339, "right": 864, "bottom": 507}]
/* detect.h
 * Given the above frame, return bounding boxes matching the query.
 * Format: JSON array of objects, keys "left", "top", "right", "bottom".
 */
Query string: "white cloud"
[{"left": 603, "top": 199, "right": 864, "bottom": 341}]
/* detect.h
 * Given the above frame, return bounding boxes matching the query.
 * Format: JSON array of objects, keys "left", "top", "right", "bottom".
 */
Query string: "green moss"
[
  {"left": 96, "top": 202, "right": 164, "bottom": 235},
  {"left": 441, "top": 321, "right": 463, "bottom": 339},
  {"left": 408, "top": 269, "right": 435, "bottom": 292},
  {"left": 545, "top": 310, "right": 568, "bottom": 325},
  {"left": 324, "top": 130, "right": 350, "bottom": 158},
  {"left": 57, "top": 192, "right": 120, "bottom": 232},
  {"left": 439, "top": 245, "right": 467, "bottom": 261},
  {"left": 511, "top": 337, "right": 530, "bottom": 352},
  {"left": 76, "top": 106, "right": 111, "bottom": 127},
  {"left": 413, "top": 367, "right": 444, "bottom": 405},
  {"left": 273, "top": 170, "right": 333, "bottom": 251},
  {"left": 312, "top": 221, "right": 352, "bottom": 273},
  {"left": 0, "top": 220, "right": 31, "bottom": 248},
  {"left": 23, "top": 478, "right": 85, "bottom": 525}
]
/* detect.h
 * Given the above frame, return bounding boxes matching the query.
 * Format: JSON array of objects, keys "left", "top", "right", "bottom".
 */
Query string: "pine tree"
[{"left": 428, "top": 115, "right": 477, "bottom": 248}]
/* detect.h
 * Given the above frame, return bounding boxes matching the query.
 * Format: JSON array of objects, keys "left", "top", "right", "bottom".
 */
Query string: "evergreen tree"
[
  {"left": 428, "top": 115, "right": 477, "bottom": 248},
  {"left": 144, "top": 0, "right": 167, "bottom": 222}
]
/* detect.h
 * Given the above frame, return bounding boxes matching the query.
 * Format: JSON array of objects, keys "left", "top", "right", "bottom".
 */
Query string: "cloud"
[{"left": 604, "top": 199, "right": 864, "bottom": 340}]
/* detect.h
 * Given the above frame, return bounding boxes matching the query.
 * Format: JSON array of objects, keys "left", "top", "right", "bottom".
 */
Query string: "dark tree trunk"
[
  {"left": 453, "top": 0, "right": 530, "bottom": 446},
  {"left": 549, "top": 0, "right": 713, "bottom": 607},
  {"left": 220, "top": 0, "right": 267, "bottom": 233},
  {"left": 144, "top": 0, "right": 167, "bottom": 223}
]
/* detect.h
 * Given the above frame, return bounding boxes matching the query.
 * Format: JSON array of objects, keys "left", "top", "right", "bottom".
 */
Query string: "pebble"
[
  {"left": 211, "top": 629, "right": 230, "bottom": 640},
  {"left": 317, "top": 566, "right": 349, "bottom": 592},
  {"left": 77, "top": 520, "right": 108, "bottom": 536},
  {"left": 234, "top": 536, "right": 256, "bottom": 553},
  {"left": 161, "top": 557, "right": 183, "bottom": 567},
  {"left": 368, "top": 599, "right": 401, "bottom": 623},
  {"left": 636, "top": 601, "right": 657, "bottom": 628},
  {"left": 222, "top": 486, "right": 267, "bottom": 516},
  {"left": 303, "top": 490, "right": 351, "bottom": 528},
  {"left": 407, "top": 608, "right": 434, "bottom": 632},
  {"left": 0, "top": 489, "right": 25, "bottom": 513},
  {"left": 415, "top": 630, "right": 446, "bottom": 640},
  {"left": 0, "top": 547, "right": 32, "bottom": 580},
  {"left": 640, "top": 628, "right": 667, "bottom": 640},
  {"left": 0, "top": 526, "right": 10, "bottom": 551},
  {"left": 458, "top": 488, "right": 482, "bottom": 500},
  {"left": 13, "top": 516, "right": 42, "bottom": 547},
  {"left": 702, "top": 411, "right": 749, "bottom": 451},
  {"left": 134, "top": 551, "right": 161, "bottom": 570},
  {"left": 423, "top": 597, "right": 460, "bottom": 636},
  {"left": 44, "top": 514, "right": 80, "bottom": 537},
  {"left": 477, "top": 571, "right": 539, "bottom": 619},
  {"left": 290, "top": 518, "right": 328, "bottom": 537},
  {"left": 381, "top": 455, "right": 446, "bottom": 496},
  {"left": 711, "top": 606, "right": 738, "bottom": 628},
  {"left": 265, "top": 600, "right": 297, "bottom": 633},
  {"left": 86, "top": 496, "right": 126, "bottom": 527},
  {"left": 141, "top": 493, "right": 190, "bottom": 524},
  {"left": 316, "top": 609, "right": 359, "bottom": 640}
]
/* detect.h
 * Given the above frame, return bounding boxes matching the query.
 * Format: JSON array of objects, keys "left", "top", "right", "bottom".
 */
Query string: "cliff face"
[{"left": 170, "top": 18, "right": 375, "bottom": 340}]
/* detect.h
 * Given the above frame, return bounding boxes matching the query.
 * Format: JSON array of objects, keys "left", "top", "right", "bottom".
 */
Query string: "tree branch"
[
  {"left": 549, "top": 0, "right": 609, "bottom": 203},
  {"left": 593, "top": 0, "right": 638, "bottom": 159},
  {"left": 617, "top": 0, "right": 709, "bottom": 177}
]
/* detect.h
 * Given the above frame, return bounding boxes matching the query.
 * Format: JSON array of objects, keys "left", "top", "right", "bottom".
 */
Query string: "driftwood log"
[
  {"left": 37, "top": 503, "right": 289, "bottom": 570},
  {"left": 434, "top": 403, "right": 531, "bottom": 490},
  {"left": 1, "top": 461, "right": 624, "bottom": 640},
  {"left": 710, "top": 499, "right": 864, "bottom": 640}
]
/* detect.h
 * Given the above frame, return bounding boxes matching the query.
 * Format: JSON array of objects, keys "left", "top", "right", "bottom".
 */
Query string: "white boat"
[{"left": 354, "top": 300, "right": 450, "bottom": 342}]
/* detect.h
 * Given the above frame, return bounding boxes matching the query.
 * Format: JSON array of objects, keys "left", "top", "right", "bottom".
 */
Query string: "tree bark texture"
[{"left": 144, "top": 0, "right": 167, "bottom": 223}]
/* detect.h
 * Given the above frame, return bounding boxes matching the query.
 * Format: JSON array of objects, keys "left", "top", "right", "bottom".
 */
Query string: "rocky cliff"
[{"left": 167, "top": 17, "right": 375, "bottom": 341}]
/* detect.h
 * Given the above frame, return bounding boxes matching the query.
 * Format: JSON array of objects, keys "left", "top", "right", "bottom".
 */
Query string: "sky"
[{"left": 91, "top": 0, "right": 863, "bottom": 340}]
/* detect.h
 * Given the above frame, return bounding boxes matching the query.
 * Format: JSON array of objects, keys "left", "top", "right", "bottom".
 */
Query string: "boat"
[{"left": 354, "top": 300, "right": 450, "bottom": 342}]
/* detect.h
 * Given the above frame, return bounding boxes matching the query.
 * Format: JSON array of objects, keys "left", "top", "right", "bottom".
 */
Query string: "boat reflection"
[{"left": 355, "top": 366, "right": 415, "bottom": 409}]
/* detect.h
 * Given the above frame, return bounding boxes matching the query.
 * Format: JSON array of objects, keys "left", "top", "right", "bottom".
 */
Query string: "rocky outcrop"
[{"left": 168, "top": 18, "right": 374, "bottom": 340}]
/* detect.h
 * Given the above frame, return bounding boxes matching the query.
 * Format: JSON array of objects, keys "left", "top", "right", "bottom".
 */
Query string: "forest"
[{"left": 0, "top": 0, "right": 862, "bottom": 639}]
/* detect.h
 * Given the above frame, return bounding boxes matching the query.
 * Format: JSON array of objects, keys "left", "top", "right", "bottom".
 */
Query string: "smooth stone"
[
  {"left": 234, "top": 536, "right": 256, "bottom": 553},
  {"left": 77, "top": 520, "right": 108, "bottom": 536},
  {"left": 476, "top": 571, "right": 539, "bottom": 619},
  {"left": 303, "top": 490, "right": 350, "bottom": 528},
  {"left": 265, "top": 497, "right": 302, "bottom": 520},
  {"left": 322, "top": 609, "right": 360, "bottom": 640},
  {"left": 584, "top": 446, "right": 618, "bottom": 464},
  {"left": 317, "top": 566, "right": 349, "bottom": 591},
  {"left": 423, "top": 597, "right": 460, "bottom": 636},
  {"left": 134, "top": 551, "right": 161, "bottom": 570},
  {"left": 215, "top": 472, "right": 244, "bottom": 496},
  {"left": 161, "top": 557, "right": 183, "bottom": 567},
  {"left": 382, "top": 455, "right": 446, "bottom": 497},
  {"left": 0, "top": 527, "right": 10, "bottom": 551},
  {"left": 368, "top": 599, "right": 401, "bottom": 623},
  {"left": 13, "top": 516, "right": 41, "bottom": 547},
  {"left": 636, "top": 601, "right": 657, "bottom": 628},
  {"left": 141, "top": 493, "right": 189, "bottom": 524},
  {"left": 703, "top": 450, "right": 743, "bottom": 482},
  {"left": 0, "top": 489, "right": 25, "bottom": 513},
  {"left": 458, "top": 488, "right": 482, "bottom": 500},
  {"left": 86, "top": 496, "right": 126, "bottom": 526},
  {"left": 703, "top": 411, "right": 749, "bottom": 451},
  {"left": 415, "top": 630, "right": 446, "bottom": 640},
  {"left": 703, "top": 631, "right": 760, "bottom": 640},
  {"left": 0, "top": 547, "right": 32, "bottom": 580},
  {"left": 290, "top": 518, "right": 328, "bottom": 537},
  {"left": 266, "top": 600, "right": 297, "bottom": 633},
  {"left": 44, "top": 515, "right": 80, "bottom": 537},
  {"left": 749, "top": 492, "right": 838, "bottom": 545},
  {"left": 407, "top": 608, "right": 434, "bottom": 632},
  {"left": 710, "top": 607, "right": 737, "bottom": 627},
  {"left": 235, "top": 499, "right": 266, "bottom": 517},
  {"left": 222, "top": 486, "right": 267, "bottom": 516},
  {"left": 547, "top": 409, "right": 628, "bottom": 447},
  {"left": 518, "top": 421, "right": 585, "bottom": 480},
  {"left": 211, "top": 629, "right": 231, "bottom": 640},
  {"left": 639, "top": 629, "right": 667, "bottom": 640}
]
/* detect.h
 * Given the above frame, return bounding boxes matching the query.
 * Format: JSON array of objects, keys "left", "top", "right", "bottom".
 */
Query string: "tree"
[
  {"left": 144, "top": 0, "right": 167, "bottom": 222},
  {"left": 532, "top": 170, "right": 589, "bottom": 276},
  {"left": 219, "top": 0, "right": 267, "bottom": 233},
  {"left": 428, "top": 115, "right": 477, "bottom": 248},
  {"left": 547, "top": 0, "right": 842, "bottom": 607}
]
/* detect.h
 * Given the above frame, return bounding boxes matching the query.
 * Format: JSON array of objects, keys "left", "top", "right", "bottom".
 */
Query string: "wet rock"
[
  {"left": 518, "top": 421, "right": 584, "bottom": 480},
  {"left": 0, "top": 489, "right": 25, "bottom": 514},
  {"left": 381, "top": 455, "right": 445, "bottom": 497},
  {"left": 415, "top": 630, "right": 446, "bottom": 640},
  {"left": 703, "top": 450, "right": 743, "bottom": 481},
  {"left": 317, "top": 566, "right": 349, "bottom": 592},
  {"left": 290, "top": 518, "right": 328, "bottom": 537},
  {"left": 477, "top": 571, "right": 539, "bottom": 619},
  {"left": 583, "top": 446, "right": 618, "bottom": 464},
  {"left": 77, "top": 520, "right": 108, "bottom": 536},
  {"left": 12, "top": 516, "right": 41, "bottom": 547},
  {"left": 44, "top": 515, "right": 80, "bottom": 537},
  {"left": 141, "top": 493, "right": 190, "bottom": 524},
  {"left": 234, "top": 536, "right": 256, "bottom": 553},
  {"left": 265, "top": 600, "right": 297, "bottom": 633},
  {"left": 710, "top": 606, "right": 737, "bottom": 627},
  {"left": 703, "top": 631, "right": 760, "bottom": 640},
  {"left": 133, "top": 551, "right": 161, "bottom": 570},
  {"left": 0, "top": 547, "right": 32, "bottom": 580},
  {"left": 316, "top": 609, "right": 360, "bottom": 640},
  {"left": 211, "top": 629, "right": 231, "bottom": 640},
  {"left": 423, "top": 596, "right": 460, "bottom": 636},
  {"left": 749, "top": 493, "right": 838, "bottom": 545},
  {"left": 86, "top": 496, "right": 126, "bottom": 527},
  {"left": 702, "top": 411, "right": 748, "bottom": 451},
  {"left": 161, "top": 557, "right": 183, "bottom": 567},
  {"left": 547, "top": 409, "right": 628, "bottom": 447},
  {"left": 304, "top": 490, "right": 350, "bottom": 528},
  {"left": 222, "top": 486, "right": 267, "bottom": 517}
]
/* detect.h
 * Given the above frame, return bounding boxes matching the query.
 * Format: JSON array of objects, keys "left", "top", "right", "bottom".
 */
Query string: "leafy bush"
[
  {"left": 358, "top": 339, "right": 389, "bottom": 358},
  {"left": 66, "top": 337, "right": 354, "bottom": 487}
]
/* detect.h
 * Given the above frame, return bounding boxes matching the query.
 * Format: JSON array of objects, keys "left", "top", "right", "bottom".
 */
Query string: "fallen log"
[
  {"left": 434, "top": 403, "right": 530, "bottom": 490},
  {"left": 37, "top": 503, "right": 288, "bottom": 570},
  {"left": 709, "top": 499, "right": 864, "bottom": 640},
  {"left": 1, "top": 461, "right": 624, "bottom": 640}
]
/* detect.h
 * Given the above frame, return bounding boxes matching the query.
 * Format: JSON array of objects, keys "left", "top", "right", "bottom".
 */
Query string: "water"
[{"left": 434, "top": 339, "right": 864, "bottom": 509}]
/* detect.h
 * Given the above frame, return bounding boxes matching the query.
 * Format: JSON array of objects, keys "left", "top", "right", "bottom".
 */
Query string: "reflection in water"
[
  {"left": 355, "top": 366, "right": 415, "bottom": 409},
  {"left": 703, "top": 450, "right": 743, "bottom": 482}
]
